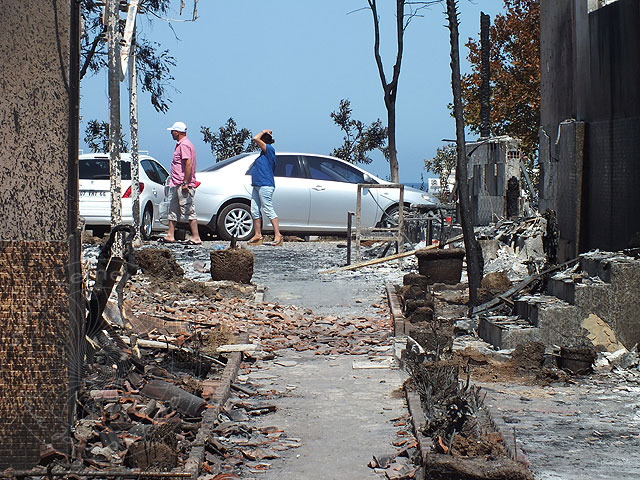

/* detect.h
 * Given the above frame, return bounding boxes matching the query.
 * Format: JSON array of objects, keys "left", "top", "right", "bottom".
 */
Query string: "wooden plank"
[{"left": 216, "top": 343, "right": 258, "bottom": 353}]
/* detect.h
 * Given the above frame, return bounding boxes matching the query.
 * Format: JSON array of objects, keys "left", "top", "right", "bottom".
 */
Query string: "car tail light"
[{"left": 123, "top": 182, "right": 145, "bottom": 198}]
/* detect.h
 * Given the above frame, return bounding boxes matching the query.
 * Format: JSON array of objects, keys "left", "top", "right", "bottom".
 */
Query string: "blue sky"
[{"left": 80, "top": 0, "right": 505, "bottom": 183}]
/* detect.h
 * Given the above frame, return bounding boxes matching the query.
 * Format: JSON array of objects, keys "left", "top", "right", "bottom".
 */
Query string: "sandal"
[
  {"left": 270, "top": 237, "right": 284, "bottom": 247},
  {"left": 247, "top": 237, "right": 263, "bottom": 246}
]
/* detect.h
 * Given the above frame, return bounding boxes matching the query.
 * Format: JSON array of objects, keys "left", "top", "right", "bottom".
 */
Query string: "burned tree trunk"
[
  {"left": 446, "top": 0, "right": 484, "bottom": 306},
  {"left": 480, "top": 12, "right": 491, "bottom": 138}
]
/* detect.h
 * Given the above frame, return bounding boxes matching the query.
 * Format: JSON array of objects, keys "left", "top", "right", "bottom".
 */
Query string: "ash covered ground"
[{"left": 79, "top": 235, "right": 640, "bottom": 480}]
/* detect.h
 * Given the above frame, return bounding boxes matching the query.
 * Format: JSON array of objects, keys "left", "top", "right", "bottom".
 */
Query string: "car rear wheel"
[
  {"left": 141, "top": 204, "right": 153, "bottom": 240},
  {"left": 216, "top": 203, "right": 253, "bottom": 241}
]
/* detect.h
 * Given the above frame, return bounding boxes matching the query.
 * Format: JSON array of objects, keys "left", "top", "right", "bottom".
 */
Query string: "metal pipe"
[{"left": 346, "top": 211, "right": 354, "bottom": 265}]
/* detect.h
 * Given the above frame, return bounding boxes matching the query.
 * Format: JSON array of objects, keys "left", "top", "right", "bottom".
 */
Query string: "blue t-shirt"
[{"left": 251, "top": 144, "right": 276, "bottom": 187}]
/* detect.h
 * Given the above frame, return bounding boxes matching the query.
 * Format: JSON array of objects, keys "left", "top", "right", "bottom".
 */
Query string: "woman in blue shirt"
[{"left": 248, "top": 129, "right": 283, "bottom": 246}]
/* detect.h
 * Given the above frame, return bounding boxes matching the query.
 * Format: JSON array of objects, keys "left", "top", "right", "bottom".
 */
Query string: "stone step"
[
  {"left": 514, "top": 294, "right": 577, "bottom": 326},
  {"left": 478, "top": 315, "right": 539, "bottom": 350},
  {"left": 478, "top": 295, "right": 583, "bottom": 348},
  {"left": 547, "top": 274, "right": 578, "bottom": 305}
]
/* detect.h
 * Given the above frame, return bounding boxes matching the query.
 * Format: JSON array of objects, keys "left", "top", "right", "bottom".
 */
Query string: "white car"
[
  {"left": 161, "top": 152, "right": 439, "bottom": 241},
  {"left": 79, "top": 152, "right": 169, "bottom": 239}
]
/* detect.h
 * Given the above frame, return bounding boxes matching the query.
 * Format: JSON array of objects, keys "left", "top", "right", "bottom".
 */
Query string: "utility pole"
[
  {"left": 107, "top": 0, "right": 122, "bottom": 230},
  {"left": 122, "top": 1, "right": 140, "bottom": 244}
]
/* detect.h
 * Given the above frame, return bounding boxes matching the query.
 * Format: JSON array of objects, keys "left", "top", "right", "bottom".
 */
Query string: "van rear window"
[{"left": 79, "top": 159, "right": 131, "bottom": 180}]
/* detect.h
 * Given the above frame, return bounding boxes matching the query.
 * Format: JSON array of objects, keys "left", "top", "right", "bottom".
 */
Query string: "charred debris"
[{"left": 392, "top": 211, "right": 639, "bottom": 479}]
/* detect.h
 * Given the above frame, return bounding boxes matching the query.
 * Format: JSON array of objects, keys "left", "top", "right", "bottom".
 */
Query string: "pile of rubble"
[
  {"left": 384, "top": 209, "right": 640, "bottom": 478},
  {"left": 476, "top": 214, "right": 548, "bottom": 281},
  {"left": 33, "top": 238, "right": 400, "bottom": 477}
]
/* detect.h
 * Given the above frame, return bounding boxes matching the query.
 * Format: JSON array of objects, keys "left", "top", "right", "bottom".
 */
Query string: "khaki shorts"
[{"left": 167, "top": 186, "right": 197, "bottom": 222}]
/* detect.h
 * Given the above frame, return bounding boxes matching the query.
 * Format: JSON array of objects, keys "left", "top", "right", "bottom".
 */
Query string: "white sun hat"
[{"left": 167, "top": 121, "right": 187, "bottom": 133}]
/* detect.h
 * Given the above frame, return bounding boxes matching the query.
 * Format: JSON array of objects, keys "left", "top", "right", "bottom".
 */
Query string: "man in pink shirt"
[{"left": 164, "top": 121, "right": 201, "bottom": 244}]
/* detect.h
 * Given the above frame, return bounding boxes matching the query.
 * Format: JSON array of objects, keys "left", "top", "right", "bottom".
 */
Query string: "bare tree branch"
[
  {"left": 359, "top": 0, "right": 442, "bottom": 182},
  {"left": 79, "top": 27, "right": 105, "bottom": 80}
]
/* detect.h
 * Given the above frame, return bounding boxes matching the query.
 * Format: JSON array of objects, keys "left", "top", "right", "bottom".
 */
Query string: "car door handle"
[{"left": 312, "top": 185, "right": 326, "bottom": 191}]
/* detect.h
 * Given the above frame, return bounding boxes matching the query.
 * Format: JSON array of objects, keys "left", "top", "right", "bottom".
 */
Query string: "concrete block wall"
[
  {"left": 480, "top": 253, "right": 640, "bottom": 350},
  {"left": 540, "top": 0, "right": 640, "bottom": 255},
  {"left": 534, "top": 302, "right": 583, "bottom": 346},
  {"left": 577, "top": 256, "right": 640, "bottom": 348},
  {"left": 0, "top": 242, "right": 72, "bottom": 466},
  {"left": 0, "top": 0, "right": 80, "bottom": 468}
]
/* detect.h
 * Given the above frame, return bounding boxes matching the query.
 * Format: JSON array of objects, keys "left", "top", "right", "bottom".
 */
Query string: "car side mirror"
[{"left": 363, "top": 173, "right": 373, "bottom": 183}]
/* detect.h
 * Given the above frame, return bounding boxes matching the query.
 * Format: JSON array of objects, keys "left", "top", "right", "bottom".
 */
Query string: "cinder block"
[
  {"left": 514, "top": 294, "right": 559, "bottom": 327},
  {"left": 535, "top": 301, "right": 582, "bottom": 346},
  {"left": 478, "top": 315, "right": 538, "bottom": 349},
  {"left": 512, "top": 294, "right": 583, "bottom": 347},
  {"left": 575, "top": 281, "right": 613, "bottom": 329},
  {"left": 547, "top": 276, "right": 576, "bottom": 304},
  {"left": 580, "top": 253, "right": 613, "bottom": 283}
]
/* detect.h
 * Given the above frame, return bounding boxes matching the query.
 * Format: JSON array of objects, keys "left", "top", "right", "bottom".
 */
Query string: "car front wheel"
[{"left": 216, "top": 203, "right": 253, "bottom": 241}]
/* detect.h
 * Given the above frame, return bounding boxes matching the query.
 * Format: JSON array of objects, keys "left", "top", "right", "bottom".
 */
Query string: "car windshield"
[
  {"left": 79, "top": 159, "right": 131, "bottom": 180},
  {"left": 202, "top": 153, "right": 252, "bottom": 172}
]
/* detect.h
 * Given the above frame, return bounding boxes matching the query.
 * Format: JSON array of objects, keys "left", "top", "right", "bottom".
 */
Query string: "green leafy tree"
[
  {"left": 461, "top": 0, "right": 540, "bottom": 163},
  {"left": 424, "top": 144, "right": 456, "bottom": 201},
  {"left": 84, "top": 120, "right": 128, "bottom": 153},
  {"left": 201, "top": 118, "right": 258, "bottom": 162},
  {"left": 330, "top": 99, "right": 388, "bottom": 164},
  {"left": 80, "top": 0, "right": 178, "bottom": 113}
]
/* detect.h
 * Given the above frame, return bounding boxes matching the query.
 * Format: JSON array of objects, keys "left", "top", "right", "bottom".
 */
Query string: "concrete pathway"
[{"left": 241, "top": 349, "right": 409, "bottom": 480}]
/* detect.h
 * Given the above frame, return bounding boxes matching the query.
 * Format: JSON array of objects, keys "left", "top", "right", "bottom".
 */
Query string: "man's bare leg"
[
  {"left": 165, "top": 220, "right": 177, "bottom": 242},
  {"left": 188, "top": 219, "right": 202, "bottom": 244}
]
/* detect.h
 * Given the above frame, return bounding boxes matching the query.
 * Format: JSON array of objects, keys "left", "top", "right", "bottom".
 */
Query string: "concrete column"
[{"left": 0, "top": 0, "right": 81, "bottom": 468}]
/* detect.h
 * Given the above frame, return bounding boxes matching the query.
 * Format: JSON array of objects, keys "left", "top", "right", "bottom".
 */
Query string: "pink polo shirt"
[{"left": 169, "top": 136, "right": 197, "bottom": 187}]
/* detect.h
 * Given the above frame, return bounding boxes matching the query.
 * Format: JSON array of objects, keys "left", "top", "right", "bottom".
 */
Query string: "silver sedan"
[{"left": 161, "top": 152, "right": 439, "bottom": 241}]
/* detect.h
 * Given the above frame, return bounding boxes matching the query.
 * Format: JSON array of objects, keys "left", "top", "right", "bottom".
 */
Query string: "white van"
[{"left": 79, "top": 152, "right": 169, "bottom": 239}]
